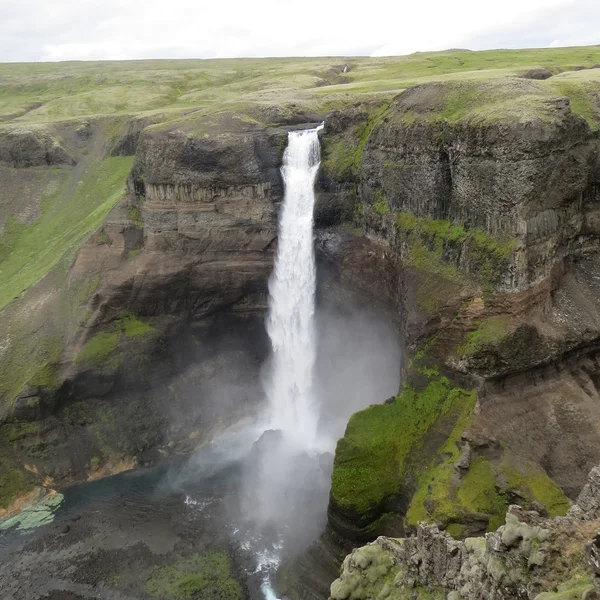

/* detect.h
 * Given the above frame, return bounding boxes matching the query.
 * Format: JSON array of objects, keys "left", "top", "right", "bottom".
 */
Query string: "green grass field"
[{"left": 1, "top": 46, "right": 599, "bottom": 123}]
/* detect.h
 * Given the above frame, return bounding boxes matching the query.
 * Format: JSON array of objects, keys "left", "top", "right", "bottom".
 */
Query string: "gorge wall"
[
  {"left": 317, "top": 77, "right": 600, "bottom": 544},
  {"left": 278, "top": 77, "right": 600, "bottom": 599},
  {"left": 0, "top": 113, "right": 294, "bottom": 512}
]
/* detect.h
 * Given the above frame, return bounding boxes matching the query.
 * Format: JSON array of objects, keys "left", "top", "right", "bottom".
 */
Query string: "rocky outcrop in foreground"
[{"left": 330, "top": 466, "right": 600, "bottom": 600}]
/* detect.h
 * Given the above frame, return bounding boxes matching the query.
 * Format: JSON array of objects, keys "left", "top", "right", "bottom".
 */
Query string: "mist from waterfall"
[
  {"left": 168, "top": 122, "right": 401, "bottom": 600},
  {"left": 264, "top": 123, "right": 324, "bottom": 449}
]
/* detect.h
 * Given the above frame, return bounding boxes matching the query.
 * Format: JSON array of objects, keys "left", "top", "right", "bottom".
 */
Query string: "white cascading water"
[{"left": 265, "top": 123, "right": 324, "bottom": 449}]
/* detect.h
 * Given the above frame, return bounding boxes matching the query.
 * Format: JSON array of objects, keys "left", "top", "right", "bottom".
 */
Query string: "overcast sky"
[{"left": 0, "top": 0, "right": 598, "bottom": 62}]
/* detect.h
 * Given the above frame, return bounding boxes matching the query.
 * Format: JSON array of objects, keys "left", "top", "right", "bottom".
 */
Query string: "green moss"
[
  {"left": 534, "top": 574, "right": 595, "bottom": 599},
  {"left": 467, "top": 230, "right": 518, "bottom": 287},
  {"left": 404, "top": 372, "right": 567, "bottom": 532},
  {"left": 331, "top": 378, "right": 475, "bottom": 514},
  {"left": 144, "top": 552, "right": 242, "bottom": 600},
  {"left": 73, "top": 312, "right": 154, "bottom": 365},
  {"left": 322, "top": 103, "right": 389, "bottom": 180},
  {"left": 407, "top": 448, "right": 570, "bottom": 533},
  {"left": 502, "top": 464, "right": 570, "bottom": 517},
  {"left": 457, "top": 317, "right": 509, "bottom": 357},
  {"left": 374, "top": 200, "right": 390, "bottom": 216},
  {"left": 457, "top": 457, "right": 509, "bottom": 530},
  {"left": 406, "top": 413, "right": 505, "bottom": 531},
  {"left": 330, "top": 544, "right": 396, "bottom": 600},
  {"left": 393, "top": 212, "right": 518, "bottom": 289},
  {"left": 74, "top": 330, "right": 120, "bottom": 365},
  {"left": 446, "top": 523, "right": 467, "bottom": 538},
  {"left": 395, "top": 212, "right": 419, "bottom": 232},
  {"left": 127, "top": 205, "right": 144, "bottom": 228},
  {"left": 0, "top": 421, "right": 39, "bottom": 444},
  {"left": 330, "top": 543, "right": 446, "bottom": 600},
  {"left": 121, "top": 313, "right": 154, "bottom": 337},
  {"left": 28, "top": 361, "right": 61, "bottom": 391},
  {"left": 373, "top": 189, "right": 390, "bottom": 216},
  {"left": 418, "top": 365, "right": 440, "bottom": 379}
]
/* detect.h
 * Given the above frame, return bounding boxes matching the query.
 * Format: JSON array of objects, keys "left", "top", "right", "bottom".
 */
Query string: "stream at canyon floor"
[{"left": 0, "top": 423, "right": 333, "bottom": 599}]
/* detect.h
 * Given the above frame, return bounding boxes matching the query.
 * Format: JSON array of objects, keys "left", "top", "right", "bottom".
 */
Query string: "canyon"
[{"left": 1, "top": 48, "right": 600, "bottom": 599}]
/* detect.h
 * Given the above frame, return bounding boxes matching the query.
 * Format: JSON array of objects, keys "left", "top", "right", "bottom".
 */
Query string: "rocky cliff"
[
  {"left": 0, "top": 111, "right": 296, "bottom": 512},
  {"left": 330, "top": 464, "right": 600, "bottom": 599},
  {"left": 319, "top": 74, "right": 600, "bottom": 553}
]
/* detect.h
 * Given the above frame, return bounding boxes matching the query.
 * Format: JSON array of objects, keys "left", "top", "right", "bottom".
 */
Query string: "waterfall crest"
[{"left": 265, "top": 123, "right": 323, "bottom": 448}]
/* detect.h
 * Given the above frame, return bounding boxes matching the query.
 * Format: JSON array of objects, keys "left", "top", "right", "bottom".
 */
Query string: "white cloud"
[{"left": 0, "top": 0, "right": 597, "bottom": 62}]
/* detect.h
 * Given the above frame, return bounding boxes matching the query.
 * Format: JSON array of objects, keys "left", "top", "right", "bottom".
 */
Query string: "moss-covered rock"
[
  {"left": 533, "top": 574, "right": 596, "bottom": 599},
  {"left": 330, "top": 481, "right": 600, "bottom": 600},
  {"left": 407, "top": 448, "right": 569, "bottom": 536},
  {"left": 321, "top": 103, "right": 389, "bottom": 183},
  {"left": 368, "top": 210, "right": 519, "bottom": 291},
  {"left": 330, "top": 378, "right": 476, "bottom": 538},
  {"left": 74, "top": 313, "right": 154, "bottom": 367}
]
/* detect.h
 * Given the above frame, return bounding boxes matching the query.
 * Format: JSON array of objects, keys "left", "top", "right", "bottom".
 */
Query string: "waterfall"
[{"left": 265, "top": 123, "right": 324, "bottom": 448}]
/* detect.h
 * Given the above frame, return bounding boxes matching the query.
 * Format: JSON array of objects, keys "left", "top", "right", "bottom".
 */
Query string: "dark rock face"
[
  {"left": 0, "top": 127, "right": 75, "bottom": 167},
  {"left": 11, "top": 386, "right": 45, "bottom": 422},
  {"left": 362, "top": 86, "right": 600, "bottom": 289},
  {"left": 131, "top": 125, "right": 285, "bottom": 190},
  {"left": 95, "top": 121, "right": 289, "bottom": 321}
]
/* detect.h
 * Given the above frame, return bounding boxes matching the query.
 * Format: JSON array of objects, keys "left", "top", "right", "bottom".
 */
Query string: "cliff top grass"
[
  {"left": 395, "top": 70, "right": 600, "bottom": 129},
  {"left": 1, "top": 46, "right": 599, "bottom": 128}
]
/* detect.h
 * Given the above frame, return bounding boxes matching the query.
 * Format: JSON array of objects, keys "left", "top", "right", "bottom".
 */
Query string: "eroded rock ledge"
[{"left": 330, "top": 466, "right": 600, "bottom": 600}]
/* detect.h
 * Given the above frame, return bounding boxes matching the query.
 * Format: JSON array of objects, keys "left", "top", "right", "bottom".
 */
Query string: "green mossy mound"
[
  {"left": 533, "top": 574, "right": 595, "bottom": 599},
  {"left": 331, "top": 378, "right": 476, "bottom": 516},
  {"left": 407, "top": 449, "right": 570, "bottom": 535},
  {"left": 330, "top": 373, "right": 570, "bottom": 537}
]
